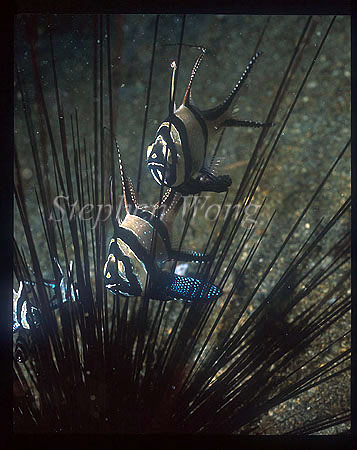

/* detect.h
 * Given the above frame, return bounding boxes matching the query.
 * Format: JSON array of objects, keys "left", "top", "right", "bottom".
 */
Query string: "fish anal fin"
[
  {"left": 169, "top": 249, "right": 212, "bottom": 263},
  {"left": 220, "top": 119, "right": 274, "bottom": 129},
  {"left": 198, "top": 169, "right": 232, "bottom": 189},
  {"left": 175, "top": 175, "right": 231, "bottom": 196}
]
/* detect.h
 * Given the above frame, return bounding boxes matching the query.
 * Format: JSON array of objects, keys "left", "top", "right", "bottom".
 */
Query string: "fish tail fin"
[
  {"left": 167, "top": 274, "right": 222, "bottom": 302},
  {"left": 155, "top": 271, "right": 222, "bottom": 302}
]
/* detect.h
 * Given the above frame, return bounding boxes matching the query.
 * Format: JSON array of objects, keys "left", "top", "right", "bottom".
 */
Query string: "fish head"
[
  {"left": 104, "top": 237, "right": 145, "bottom": 297},
  {"left": 147, "top": 133, "right": 176, "bottom": 186}
]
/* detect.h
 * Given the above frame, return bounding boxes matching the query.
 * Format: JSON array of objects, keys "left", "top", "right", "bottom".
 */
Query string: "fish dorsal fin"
[
  {"left": 154, "top": 187, "right": 171, "bottom": 206},
  {"left": 152, "top": 187, "right": 173, "bottom": 213},
  {"left": 183, "top": 47, "right": 207, "bottom": 107},
  {"left": 157, "top": 189, "right": 183, "bottom": 225},
  {"left": 169, "top": 60, "right": 177, "bottom": 114},
  {"left": 201, "top": 51, "right": 261, "bottom": 122},
  {"left": 111, "top": 134, "right": 138, "bottom": 213},
  {"left": 221, "top": 51, "right": 262, "bottom": 110},
  {"left": 189, "top": 92, "right": 195, "bottom": 107},
  {"left": 109, "top": 176, "right": 121, "bottom": 233},
  {"left": 153, "top": 188, "right": 181, "bottom": 218}
]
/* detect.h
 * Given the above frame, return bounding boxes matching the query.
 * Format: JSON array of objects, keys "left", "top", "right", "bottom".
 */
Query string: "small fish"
[
  {"left": 13, "top": 260, "right": 78, "bottom": 363},
  {"left": 14, "top": 330, "right": 31, "bottom": 364},
  {"left": 13, "top": 281, "right": 39, "bottom": 333},
  {"left": 12, "top": 281, "right": 40, "bottom": 363},
  {"left": 47, "top": 258, "right": 78, "bottom": 307},
  {"left": 104, "top": 135, "right": 222, "bottom": 302},
  {"left": 24, "top": 258, "right": 78, "bottom": 308},
  {"left": 147, "top": 46, "right": 272, "bottom": 196}
]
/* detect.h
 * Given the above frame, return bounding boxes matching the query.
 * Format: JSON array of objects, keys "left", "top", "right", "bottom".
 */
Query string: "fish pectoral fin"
[{"left": 201, "top": 154, "right": 224, "bottom": 175}]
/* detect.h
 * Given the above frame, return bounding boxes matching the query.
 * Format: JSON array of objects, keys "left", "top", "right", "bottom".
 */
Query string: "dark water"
[
  {"left": 15, "top": 14, "right": 350, "bottom": 243},
  {"left": 14, "top": 14, "right": 350, "bottom": 434}
]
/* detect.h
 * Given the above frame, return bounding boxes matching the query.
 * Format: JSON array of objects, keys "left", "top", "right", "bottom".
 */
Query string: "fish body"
[
  {"left": 104, "top": 136, "right": 222, "bottom": 302},
  {"left": 12, "top": 281, "right": 40, "bottom": 363},
  {"left": 13, "top": 281, "right": 39, "bottom": 333},
  {"left": 13, "top": 260, "right": 78, "bottom": 362},
  {"left": 147, "top": 48, "right": 272, "bottom": 195},
  {"left": 12, "top": 258, "right": 78, "bottom": 363}
]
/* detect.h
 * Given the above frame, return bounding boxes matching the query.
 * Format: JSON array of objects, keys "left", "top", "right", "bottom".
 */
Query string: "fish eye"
[
  {"left": 104, "top": 253, "right": 118, "bottom": 279},
  {"left": 151, "top": 153, "right": 157, "bottom": 159}
]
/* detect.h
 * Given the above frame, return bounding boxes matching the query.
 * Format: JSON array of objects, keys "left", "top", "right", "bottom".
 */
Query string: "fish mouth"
[
  {"left": 148, "top": 162, "right": 165, "bottom": 168},
  {"left": 105, "top": 282, "right": 133, "bottom": 297},
  {"left": 105, "top": 274, "right": 142, "bottom": 297}
]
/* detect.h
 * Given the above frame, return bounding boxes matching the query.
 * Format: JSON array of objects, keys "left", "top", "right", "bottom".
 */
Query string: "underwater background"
[{"left": 14, "top": 14, "right": 350, "bottom": 434}]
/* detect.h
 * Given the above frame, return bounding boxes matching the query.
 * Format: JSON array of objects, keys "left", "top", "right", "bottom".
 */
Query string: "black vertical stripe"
[
  {"left": 186, "top": 104, "right": 208, "bottom": 160},
  {"left": 155, "top": 122, "right": 177, "bottom": 183},
  {"left": 165, "top": 114, "right": 192, "bottom": 184},
  {"left": 106, "top": 242, "right": 142, "bottom": 296},
  {"left": 134, "top": 209, "right": 172, "bottom": 254},
  {"left": 114, "top": 226, "right": 157, "bottom": 275}
]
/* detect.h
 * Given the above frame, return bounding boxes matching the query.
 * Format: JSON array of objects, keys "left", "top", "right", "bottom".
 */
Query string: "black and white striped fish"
[
  {"left": 13, "top": 281, "right": 40, "bottom": 334},
  {"left": 104, "top": 136, "right": 222, "bottom": 302},
  {"left": 147, "top": 47, "right": 272, "bottom": 196},
  {"left": 13, "top": 260, "right": 78, "bottom": 363},
  {"left": 12, "top": 281, "right": 40, "bottom": 363}
]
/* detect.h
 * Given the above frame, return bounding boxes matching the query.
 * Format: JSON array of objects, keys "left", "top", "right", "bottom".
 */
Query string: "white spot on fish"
[{"left": 175, "top": 263, "right": 189, "bottom": 276}]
